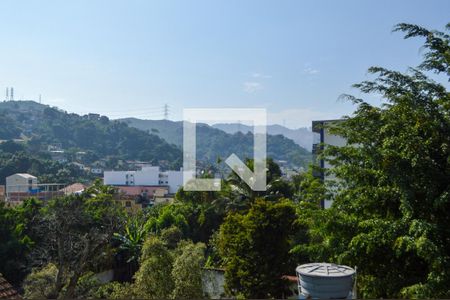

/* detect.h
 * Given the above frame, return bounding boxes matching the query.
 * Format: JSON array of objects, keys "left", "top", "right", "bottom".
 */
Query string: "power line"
[
  {"left": 164, "top": 104, "right": 169, "bottom": 120},
  {"left": 44, "top": 103, "right": 171, "bottom": 120}
]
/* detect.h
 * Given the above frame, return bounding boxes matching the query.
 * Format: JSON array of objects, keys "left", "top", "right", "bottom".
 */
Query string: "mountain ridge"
[
  {"left": 0, "top": 101, "right": 311, "bottom": 171},
  {"left": 120, "top": 118, "right": 311, "bottom": 168},
  {"left": 211, "top": 123, "right": 313, "bottom": 150}
]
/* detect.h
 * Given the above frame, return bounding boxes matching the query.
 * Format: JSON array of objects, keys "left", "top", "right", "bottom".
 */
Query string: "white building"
[
  {"left": 90, "top": 168, "right": 104, "bottom": 175},
  {"left": 312, "top": 119, "right": 347, "bottom": 209},
  {"left": 162, "top": 170, "right": 185, "bottom": 193},
  {"left": 104, "top": 166, "right": 188, "bottom": 194},
  {"left": 6, "top": 173, "right": 38, "bottom": 193}
]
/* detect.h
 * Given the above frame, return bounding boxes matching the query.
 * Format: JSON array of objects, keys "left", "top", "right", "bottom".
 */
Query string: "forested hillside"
[
  {"left": 121, "top": 118, "right": 311, "bottom": 168},
  {"left": 0, "top": 101, "right": 183, "bottom": 182},
  {"left": 0, "top": 101, "right": 182, "bottom": 164},
  {"left": 212, "top": 123, "right": 314, "bottom": 150},
  {"left": 0, "top": 141, "right": 87, "bottom": 185}
]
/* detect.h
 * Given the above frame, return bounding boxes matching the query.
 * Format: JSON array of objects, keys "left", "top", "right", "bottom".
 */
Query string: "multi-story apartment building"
[
  {"left": 312, "top": 119, "right": 346, "bottom": 209},
  {"left": 104, "top": 166, "right": 190, "bottom": 194}
]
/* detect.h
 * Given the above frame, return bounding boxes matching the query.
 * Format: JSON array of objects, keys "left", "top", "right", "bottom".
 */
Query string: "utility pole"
[{"left": 164, "top": 104, "right": 169, "bottom": 120}]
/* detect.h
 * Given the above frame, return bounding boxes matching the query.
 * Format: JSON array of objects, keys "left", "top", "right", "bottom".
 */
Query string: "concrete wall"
[
  {"left": 104, "top": 167, "right": 188, "bottom": 194},
  {"left": 322, "top": 126, "right": 347, "bottom": 209},
  {"left": 117, "top": 185, "right": 168, "bottom": 197},
  {"left": 312, "top": 120, "right": 347, "bottom": 209},
  {"left": 166, "top": 170, "right": 183, "bottom": 193},
  {"left": 202, "top": 269, "right": 226, "bottom": 299},
  {"left": 103, "top": 171, "right": 131, "bottom": 185},
  {"left": 104, "top": 167, "right": 160, "bottom": 186},
  {"left": 135, "top": 166, "right": 159, "bottom": 185},
  {"left": 6, "top": 174, "right": 38, "bottom": 193}
]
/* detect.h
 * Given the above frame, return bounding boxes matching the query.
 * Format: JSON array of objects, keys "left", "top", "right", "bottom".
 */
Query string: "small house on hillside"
[{"left": 6, "top": 173, "right": 38, "bottom": 194}]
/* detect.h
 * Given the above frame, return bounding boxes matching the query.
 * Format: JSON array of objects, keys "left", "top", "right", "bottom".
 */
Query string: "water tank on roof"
[{"left": 296, "top": 263, "right": 355, "bottom": 299}]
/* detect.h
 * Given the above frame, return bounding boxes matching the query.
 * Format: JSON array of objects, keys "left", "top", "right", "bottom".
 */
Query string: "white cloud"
[
  {"left": 303, "top": 67, "right": 319, "bottom": 75},
  {"left": 303, "top": 62, "right": 320, "bottom": 75},
  {"left": 243, "top": 81, "right": 263, "bottom": 93}
]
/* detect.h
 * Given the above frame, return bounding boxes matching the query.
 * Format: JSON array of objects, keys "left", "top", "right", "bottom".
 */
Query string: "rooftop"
[
  {"left": 12, "top": 173, "right": 37, "bottom": 179},
  {"left": 296, "top": 263, "right": 355, "bottom": 278},
  {"left": 0, "top": 273, "right": 20, "bottom": 299}
]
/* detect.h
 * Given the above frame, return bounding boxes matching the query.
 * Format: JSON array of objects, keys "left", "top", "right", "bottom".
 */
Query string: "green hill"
[
  {"left": 120, "top": 118, "right": 311, "bottom": 168},
  {"left": 0, "top": 101, "right": 183, "bottom": 183},
  {"left": 0, "top": 101, "right": 311, "bottom": 185}
]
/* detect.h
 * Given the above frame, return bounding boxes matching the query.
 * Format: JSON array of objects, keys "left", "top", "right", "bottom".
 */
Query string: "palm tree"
[
  {"left": 114, "top": 214, "right": 148, "bottom": 278},
  {"left": 225, "top": 158, "right": 291, "bottom": 202}
]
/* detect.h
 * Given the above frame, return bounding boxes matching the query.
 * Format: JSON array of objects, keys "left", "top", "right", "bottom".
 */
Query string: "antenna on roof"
[
  {"left": 10, "top": 87, "right": 14, "bottom": 101},
  {"left": 5, "top": 87, "right": 8, "bottom": 101}
]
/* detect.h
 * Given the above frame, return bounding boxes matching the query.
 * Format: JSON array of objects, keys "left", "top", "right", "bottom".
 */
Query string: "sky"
[{"left": 0, "top": 0, "right": 449, "bottom": 128}]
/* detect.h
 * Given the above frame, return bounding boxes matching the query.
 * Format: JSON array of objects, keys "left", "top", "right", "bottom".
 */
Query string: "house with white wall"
[{"left": 6, "top": 173, "right": 38, "bottom": 194}]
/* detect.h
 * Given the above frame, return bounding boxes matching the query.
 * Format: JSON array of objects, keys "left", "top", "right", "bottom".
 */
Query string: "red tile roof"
[
  {"left": 0, "top": 273, "right": 20, "bottom": 299},
  {"left": 60, "top": 183, "right": 86, "bottom": 194},
  {"left": 281, "top": 275, "right": 298, "bottom": 283}
]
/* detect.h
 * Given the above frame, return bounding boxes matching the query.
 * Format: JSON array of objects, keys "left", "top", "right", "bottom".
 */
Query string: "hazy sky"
[{"left": 0, "top": 0, "right": 449, "bottom": 128}]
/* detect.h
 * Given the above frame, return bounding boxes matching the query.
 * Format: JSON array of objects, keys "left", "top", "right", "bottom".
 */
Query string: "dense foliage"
[
  {"left": 217, "top": 199, "right": 298, "bottom": 298},
  {"left": 0, "top": 201, "right": 34, "bottom": 284},
  {"left": 0, "top": 113, "right": 21, "bottom": 139},
  {"left": 0, "top": 142, "right": 88, "bottom": 184},
  {"left": 303, "top": 23, "right": 450, "bottom": 298}
]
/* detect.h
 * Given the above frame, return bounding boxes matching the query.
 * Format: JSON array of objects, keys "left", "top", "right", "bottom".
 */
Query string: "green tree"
[
  {"left": 160, "top": 226, "right": 183, "bottom": 249},
  {"left": 94, "top": 281, "right": 134, "bottom": 299},
  {"left": 31, "top": 182, "right": 125, "bottom": 298},
  {"left": 145, "top": 202, "right": 190, "bottom": 235},
  {"left": 133, "top": 236, "right": 174, "bottom": 299},
  {"left": 307, "top": 23, "right": 450, "bottom": 298},
  {"left": 217, "top": 199, "right": 298, "bottom": 298},
  {"left": 171, "top": 241, "right": 206, "bottom": 299},
  {"left": 114, "top": 213, "right": 148, "bottom": 277},
  {"left": 23, "top": 265, "right": 103, "bottom": 299},
  {"left": 0, "top": 199, "right": 41, "bottom": 286},
  {"left": 23, "top": 263, "right": 58, "bottom": 299}
]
